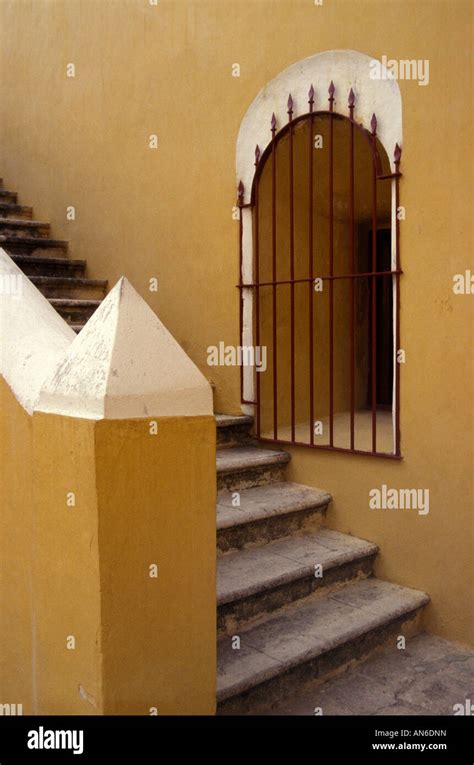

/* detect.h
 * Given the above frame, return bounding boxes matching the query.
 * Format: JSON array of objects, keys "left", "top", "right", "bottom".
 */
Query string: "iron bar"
[
  {"left": 371, "top": 113, "right": 378, "bottom": 453},
  {"left": 288, "top": 94, "right": 296, "bottom": 441},
  {"left": 349, "top": 88, "right": 355, "bottom": 450},
  {"left": 328, "top": 81, "right": 335, "bottom": 446},
  {"left": 394, "top": 142, "right": 402, "bottom": 457},
  {"left": 377, "top": 172, "right": 402, "bottom": 181},
  {"left": 254, "top": 146, "right": 261, "bottom": 438},
  {"left": 308, "top": 84, "right": 315, "bottom": 444},
  {"left": 271, "top": 112, "right": 278, "bottom": 440},
  {"left": 237, "top": 270, "right": 402, "bottom": 289},
  {"left": 258, "top": 436, "right": 402, "bottom": 460},
  {"left": 237, "top": 180, "right": 245, "bottom": 406}
]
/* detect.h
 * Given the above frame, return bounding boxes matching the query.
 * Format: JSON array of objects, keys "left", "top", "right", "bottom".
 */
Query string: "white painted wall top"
[
  {"left": 236, "top": 49, "right": 402, "bottom": 202},
  {"left": 36, "top": 277, "right": 213, "bottom": 419},
  {"left": 0, "top": 248, "right": 75, "bottom": 413}
]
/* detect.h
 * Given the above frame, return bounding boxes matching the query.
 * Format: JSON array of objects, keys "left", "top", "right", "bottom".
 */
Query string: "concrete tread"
[
  {"left": 0, "top": 203, "right": 32, "bottom": 216},
  {"left": 217, "top": 528, "right": 378, "bottom": 605},
  {"left": 216, "top": 446, "right": 290, "bottom": 475},
  {"left": 217, "top": 482, "right": 330, "bottom": 530},
  {"left": 217, "top": 577, "right": 429, "bottom": 702},
  {"left": 0, "top": 217, "right": 49, "bottom": 228},
  {"left": 216, "top": 414, "right": 254, "bottom": 428},
  {"left": 10, "top": 254, "right": 84, "bottom": 268},
  {"left": 49, "top": 298, "right": 102, "bottom": 307},
  {"left": 0, "top": 235, "right": 67, "bottom": 246},
  {"left": 31, "top": 276, "right": 107, "bottom": 288}
]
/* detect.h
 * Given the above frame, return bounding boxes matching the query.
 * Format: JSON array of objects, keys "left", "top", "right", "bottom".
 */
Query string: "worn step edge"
[
  {"left": 10, "top": 254, "right": 85, "bottom": 269},
  {"left": 0, "top": 217, "right": 49, "bottom": 228},
  {"left": 216, "top": 579, "right": 429, "bottom": 704},
  {"left": 49, "top": 298, "right": 102, "bottom": 308},
  {"left": 217, "top": 483, "right": 330, "bottom": 531},
  {"left": 217, "top": 532, "right": 378, "bottom": 607},
  {"left": 216, "top": 414, "right": 254, "bottom": 429},
  {"left": 0, "top": 236, "right": 67, "bottom": 247},
  {"left": 216, "top": 447, "right": 290, "bottom": 475},
  {"left": 31, "top": 276, "right": 107, "bottom": 289},
  {"left": 0, "top": 205, "right": 33, "bottom": 218}
]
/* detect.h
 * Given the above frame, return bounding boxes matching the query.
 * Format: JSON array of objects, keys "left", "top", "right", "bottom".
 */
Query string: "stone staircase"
[
  {"left": 0, "top": 179, "right": 107, "bottom": 331},
  {"left": 215, "top": 414, "right": 429, "bottom": 714}
]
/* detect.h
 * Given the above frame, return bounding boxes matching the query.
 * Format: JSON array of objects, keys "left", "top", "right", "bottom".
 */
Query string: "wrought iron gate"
[{"left": 237, "top": 83, "right": 402, "bottom": 458}]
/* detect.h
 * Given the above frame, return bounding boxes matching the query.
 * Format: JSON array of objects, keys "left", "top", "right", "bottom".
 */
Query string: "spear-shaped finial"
[
  {"left": 394, "top": 142, "right": 402, "bottom": 164},
  {"left": 371, "top": 113, "right": 377, "bottom": 135},
  {"left": 287, "top": 93, "right": 293, "bottom": 118},
  {"left": 271, "top": 112, "right": 277, "bottom": 134},
  {"left": 254, "top": 144, "right": 261, "bottom": 167},
  {"left": 348, "top": 88, "right": 355, "bottom": 111},
  {"left": 328, "top": 80, "right": 335, "bottom": 111},
  {"left": 237, "top": 180, "right": 244, "bottom": 204},
  {"left": 308, "top": 83, "right": 315, "bottom": 107}
]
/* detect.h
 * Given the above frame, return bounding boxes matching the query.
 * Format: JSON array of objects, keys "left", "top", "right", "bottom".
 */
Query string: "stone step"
[
  {"left": 0, "top": 190, "right": 17, "bottom": 203},
  {"left": 217, "top": 577, "right": 429, "bottom": 712},
  {"left": 0, "top": 235, "right": 68, "bottom": 257},
  {"left": 0, "top": 202, "right": 33, "bottom": 219},
  {"left": 0, "top": 218, "right": 50, "bottom": 237},
  {"left": 216, "top": 445, "right": 290, "bottom": 491},
  {"left": 10, "top": 254, "right": 86, "bottom": 277},
  {"left": 30, "top": 275, "right": 107, "bottom": 299},
  {"left": 217, "top": 482, "right": 331, "bottom": 552},
  {"left": 48, "top": 298, "right": 102, "bottom": 323},
  {"left": 216, "top": 413, "right": 254, "bottom": 448},
  {"left": 218, "top": 529, "right": 378, "bottom": 634}
]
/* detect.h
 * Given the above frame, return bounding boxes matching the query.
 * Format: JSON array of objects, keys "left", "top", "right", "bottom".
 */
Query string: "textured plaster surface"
[{"left": 37, "top": 277, "right": 213, "bottom": 419}]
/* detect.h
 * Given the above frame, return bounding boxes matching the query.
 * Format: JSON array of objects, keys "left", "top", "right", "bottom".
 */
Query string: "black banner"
[{"left": 0, "top": 715, "right": 472, "bottom": 762}]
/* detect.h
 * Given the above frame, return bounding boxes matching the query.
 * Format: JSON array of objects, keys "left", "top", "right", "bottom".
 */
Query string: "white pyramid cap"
[
  {"left": 0, "top": 247, "right": 75, "bottom": 413},
  {"left": 36, "top": 277, "right": 213, "bottom": 419}
]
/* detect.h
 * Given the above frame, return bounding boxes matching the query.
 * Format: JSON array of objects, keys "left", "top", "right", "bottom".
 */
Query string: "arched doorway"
[{"left": 236, "top": 51, "right": 402, "bottom": 457}]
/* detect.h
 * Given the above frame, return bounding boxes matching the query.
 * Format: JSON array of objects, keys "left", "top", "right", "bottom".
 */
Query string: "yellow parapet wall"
[
  {"left": 33, "top": 412, "right": 103, "bottom": 715},
  {"left": 95, "top": 416, "right": 216, "bottom": 715},
  {"left": 32, "top": 412, "right": 216, "bottom": 715},
  {"left": 0, "top": 380, "right": 35, "bottom": 713},
  {"left": 0, "top": 261, "right": 216, "bottom": 714}
]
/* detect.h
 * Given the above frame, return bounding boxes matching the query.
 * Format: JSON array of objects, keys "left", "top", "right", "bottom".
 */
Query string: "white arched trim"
[{"left": 236, "top": 50, "right": 402, "bottom": 453}]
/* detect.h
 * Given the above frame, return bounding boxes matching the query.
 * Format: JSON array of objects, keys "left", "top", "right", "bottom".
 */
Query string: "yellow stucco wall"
[
  {"left": 0, "top": 0, "right": 472, "bottom": 647},
  {"left": 33, "top": 411, "right": 104, "bottom": 715},
  {"left": 95, "top": 415, "right": 216, "bottom": 715},
  {"left": 0, "top": 380, "right": 35, "bottom": 712},
  {"left": 0, "top": 392, "right": 216, "bottom": 713}
]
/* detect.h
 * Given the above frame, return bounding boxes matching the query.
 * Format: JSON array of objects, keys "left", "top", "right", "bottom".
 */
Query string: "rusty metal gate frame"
[{"left": 237, "top": 83, "right": 402, "bottom": 458}]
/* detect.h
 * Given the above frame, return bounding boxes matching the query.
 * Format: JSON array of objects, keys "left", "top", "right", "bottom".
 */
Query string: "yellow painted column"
[
  {"left": 32, "top": 276, "right": 216, "bottom": 714},
  {"left": 32, "top": 412, "right": 216, "bottom": 715},
  {"left": 95, "top": 415, "right": 216, "bottom": 715}
]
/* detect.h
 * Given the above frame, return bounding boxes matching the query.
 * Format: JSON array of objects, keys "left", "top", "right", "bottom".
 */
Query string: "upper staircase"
[{"left": 0, "top": 179, "right": 107, "bottom": 331}]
